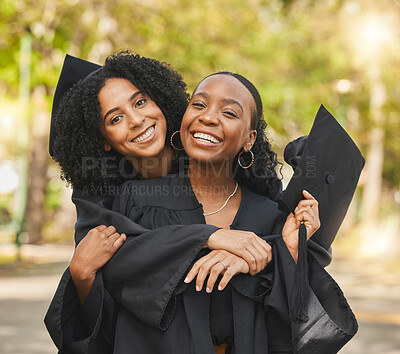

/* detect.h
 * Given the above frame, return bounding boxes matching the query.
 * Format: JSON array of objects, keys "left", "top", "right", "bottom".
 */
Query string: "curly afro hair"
[
  {"left": 205, "top": 72, "right": 282, "bottom": 198},
  {"left": 52, "top": 51, "right": 189, "bottom": 192}
]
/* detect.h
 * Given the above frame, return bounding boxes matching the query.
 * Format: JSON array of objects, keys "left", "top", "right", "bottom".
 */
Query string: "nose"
[
  {"left": 198, "top": 109, "right": 219, "bottom": 126},
  {"left": 127, "top": 110, "right": 145, "bottom": 129}
]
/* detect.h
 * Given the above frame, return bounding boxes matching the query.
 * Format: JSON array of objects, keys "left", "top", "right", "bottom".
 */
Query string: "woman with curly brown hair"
[{"left": 50, "top": 51, "right": 189, "bottom": 191}]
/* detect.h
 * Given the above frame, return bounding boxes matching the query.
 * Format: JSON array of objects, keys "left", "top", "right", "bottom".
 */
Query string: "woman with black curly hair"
[{"left": 50, "top": 50, "right": 189, "bottom": 191}]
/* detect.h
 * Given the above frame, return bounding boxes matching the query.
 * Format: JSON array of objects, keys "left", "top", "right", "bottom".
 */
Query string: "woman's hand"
[
  {"left": 70, "top": 225, "right": 126, "bottom": 304},
  {"left": 184, "top": 250, "right": 250, "bottom": 293},
  {"left": 282, "top": 190, "right": 320, "bottom": 262},
  {"left": 205, "top": 229, "right": 272, "bottom": 275}
]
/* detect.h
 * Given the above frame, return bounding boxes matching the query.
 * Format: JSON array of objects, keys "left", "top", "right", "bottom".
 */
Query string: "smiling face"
[
  {"left": 180, "top": 74, "right": 257, "bottom": 167},
  {"left": 98, "top": 78, "right": 168, "bottom": 160}
]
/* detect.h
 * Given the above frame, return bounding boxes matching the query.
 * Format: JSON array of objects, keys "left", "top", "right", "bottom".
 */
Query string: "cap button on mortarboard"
[{"left": 325, "top": 174, "right": 333, "bottom": 184}]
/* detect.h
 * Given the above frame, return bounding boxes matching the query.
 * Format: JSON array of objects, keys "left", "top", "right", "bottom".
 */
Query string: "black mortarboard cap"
[
  {"left": 49, "top": 54, "right": 102, "bottom": 157},
  {"left": 279, "top": 104, "right": 365, "bottom": 322}
]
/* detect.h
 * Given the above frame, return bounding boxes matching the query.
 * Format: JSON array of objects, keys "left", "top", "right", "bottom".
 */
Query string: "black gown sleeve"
[
  {"left": 45, "top": 187, "right": 219, "bottom": 353},
  {"left": 102, "top": 182, "right": 220, "bottom": 329},
  {"left": 44, "top": 268, "right": 117, "bottom": 354}
]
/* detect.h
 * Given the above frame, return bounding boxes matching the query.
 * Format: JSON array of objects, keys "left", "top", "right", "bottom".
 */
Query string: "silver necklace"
[{"left": 203, "top": 181, "right": 239, "bottom": 217}]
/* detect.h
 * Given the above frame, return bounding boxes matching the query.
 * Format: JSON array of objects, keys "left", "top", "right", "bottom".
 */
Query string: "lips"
[
  {"left": 132, "top": 125, "right": 155, "bottom": 143},
  {"left": 192, "top": 132, "right": 222, "bottom": 144}
]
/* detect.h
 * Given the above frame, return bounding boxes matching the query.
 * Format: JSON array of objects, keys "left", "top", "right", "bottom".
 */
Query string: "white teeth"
[
  {"left": 193, "top": 132, "right": 221, "bottom": 144},
  {"left": 132, "top": 126, "right": 155, "bottom": 142}
]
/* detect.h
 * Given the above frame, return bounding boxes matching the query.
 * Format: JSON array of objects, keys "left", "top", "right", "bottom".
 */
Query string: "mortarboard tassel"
[{"left": 291, "top": 221, "right": 309, "bottom": 323}]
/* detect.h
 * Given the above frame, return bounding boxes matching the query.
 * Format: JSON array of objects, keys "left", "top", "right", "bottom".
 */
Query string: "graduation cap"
[
  {"left": 278, "top": 104, "right": 365, "bottom": 322},
  {"left": 49, "top": 54, "right": 102, "bottom": 157}
]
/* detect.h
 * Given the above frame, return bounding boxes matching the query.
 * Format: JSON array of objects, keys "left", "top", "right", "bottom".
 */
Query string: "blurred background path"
[
  {"left": 0, "top": 243, "right": 399, "bottom": 354},
  {"left": 0, "top": 244, "right": 73, "bottom": 354},
  {"left": 327, "top": 251, "right": 400, "bottom": 354}
]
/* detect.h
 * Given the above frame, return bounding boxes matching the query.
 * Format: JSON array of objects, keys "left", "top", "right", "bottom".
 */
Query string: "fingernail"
[
  {"left": 303, "top": 190, "right": 310, "bottom": 195},
  {"left": 184, "top": 277, "right": 189, "bottom": 283},
  {"left": 206, "top": 287, "right": 211, "bottom": 293},
  {"left": 218, "top": 285, "right": 223, "bottom": 291},
  {"left": 196, "top": 285, "right": 200, "bottom": 292},
  {"left": 295, "top": 206, "right": 298, "bottom": 212}
]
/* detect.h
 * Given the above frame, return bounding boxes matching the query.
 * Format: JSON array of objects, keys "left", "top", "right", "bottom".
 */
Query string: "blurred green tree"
[{"left": 0, "top": 0, "right": 398, "bottom": 243}]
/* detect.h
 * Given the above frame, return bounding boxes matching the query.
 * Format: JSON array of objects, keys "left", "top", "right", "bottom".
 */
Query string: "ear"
[
  {"left": 104, "top": 141, "right": 112, "bottom": 152},
  {"left": 243, "top": 130, "right": 257, "bottom": 152}
]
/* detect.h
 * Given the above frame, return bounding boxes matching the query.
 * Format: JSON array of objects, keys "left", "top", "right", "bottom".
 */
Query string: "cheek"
[
  {"left": 101, "top": 126, "right": 123, "bottom": 145},
  {"left": 180, "top": 112, "right": 191, "bottom": 135},
  {"left": 99, "top": 126, "right": 110, "bottom": 141},
  {"left": 154, "top": 107, "right": 167, "bottom": 126},
  {"left": 230, "top": 125, "right": 250, "bottom": 148},
  {"left": 158, "top": 117, "right": 168, "bottom": 138}
]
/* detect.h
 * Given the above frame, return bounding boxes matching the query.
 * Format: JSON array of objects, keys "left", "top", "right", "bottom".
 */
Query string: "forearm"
[
  {"left": 73, "top": 188, "right": 223, "bottom": 328},
  {"left": 70, "top": 264, "right": 96, "bottom": 305}
]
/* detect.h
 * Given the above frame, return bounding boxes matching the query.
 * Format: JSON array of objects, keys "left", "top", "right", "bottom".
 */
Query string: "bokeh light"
[{"left": 0, "top": 162, "right": 19, "bottom": 195}]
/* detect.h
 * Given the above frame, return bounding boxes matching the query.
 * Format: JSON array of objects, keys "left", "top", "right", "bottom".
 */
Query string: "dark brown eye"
[
  {"left": 135, "top": 98, "right": 147, "bottom": 108},
  {"left": 111, "top": 115, "right": 123, "bottom": 124}
]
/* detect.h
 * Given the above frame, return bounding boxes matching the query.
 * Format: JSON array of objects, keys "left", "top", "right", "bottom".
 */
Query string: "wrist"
[
  {"left": 69, "top": 263, "right": 97, "bottom": 306},
  {"left": 284, "top": 243, "right": 298, "bottom": 263},
  {"left": 70, "top": 260, "right": 96, "bottom": 283},
  {"left": 206, "top": 230, "right": 219, "bottom": 249},
  {"left": 282, "top": 236, "right": 298, "bottom": 263}
]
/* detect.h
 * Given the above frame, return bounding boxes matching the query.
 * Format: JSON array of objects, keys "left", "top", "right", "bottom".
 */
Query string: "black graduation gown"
[
  {"left": 108, "top": 174, "right": 292, "bottom": 354},
  {"left": 45, "top": 171, "right": 338, "bottom": 354}
]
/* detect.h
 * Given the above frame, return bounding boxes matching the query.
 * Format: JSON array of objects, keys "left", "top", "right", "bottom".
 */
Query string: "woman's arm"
[
  {"left": 184, "top": 190, "right": 320, "bottom": 291},
  {"left": 45, "top": 189, "right": 219, "bottom": 352},
  {"left": 205, "top": 229, "right": 272, "bottom": 275},
  {"left": 184, "top": 249, "right": 251, "bottom": 292},
  {"left": 70, "top": 225, "right": 126, "bottom": 304}
]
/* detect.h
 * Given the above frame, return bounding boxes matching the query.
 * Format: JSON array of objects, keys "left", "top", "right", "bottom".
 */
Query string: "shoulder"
[
  {"left": 72, "top": 187, "right": 115, "bottom": 209},
  {"left": 234, "top": 186, "right": 287, "bottom": 234},
  {"left": 243, "top": 186, "right": 281, "bottom": 213},
  {"left": 115, "top": 174, "right": 199, "bottom": 210}
]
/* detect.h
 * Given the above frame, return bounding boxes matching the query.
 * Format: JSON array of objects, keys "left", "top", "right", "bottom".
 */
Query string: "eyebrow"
[
  {"left": 222, "top": 98, "right": 243, "bottom": 113},
  {"left": 103, "top": 91, "right": 142, "bottom": 121},
  {"left": 193, "top": 92, "right": 243, "bottom": 113}
]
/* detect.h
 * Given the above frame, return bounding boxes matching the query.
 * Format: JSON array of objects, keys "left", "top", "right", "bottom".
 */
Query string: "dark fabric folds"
[
  {"left": 44, "top": 269, "right": 115, "bottom": 354},
  {"left": 291, "top": 255, "right": 358, "bottom": 354},
  {"left": 273, "top": 238, "right": 358, "bottom": 354}
]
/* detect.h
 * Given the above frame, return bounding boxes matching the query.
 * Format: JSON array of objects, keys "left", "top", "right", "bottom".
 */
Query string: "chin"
[{"left": 188, "top": 153, "right": 217, "bottom": 164}]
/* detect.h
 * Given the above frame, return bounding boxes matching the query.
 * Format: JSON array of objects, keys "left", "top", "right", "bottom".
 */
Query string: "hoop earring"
[
  {"left": 170, "top": 130, "right": 184, "bottom": 151},
  {"left": 238, "top": 149, "right": 254, "bottom": 169}
]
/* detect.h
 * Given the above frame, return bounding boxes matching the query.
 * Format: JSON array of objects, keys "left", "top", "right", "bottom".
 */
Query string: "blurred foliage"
[
  {"left": 45, "top": 179, "right": 62, "bottom": 210},
  {"left": 0, "top": 0, "right": 399, "bottom": 240}
]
